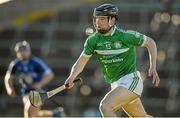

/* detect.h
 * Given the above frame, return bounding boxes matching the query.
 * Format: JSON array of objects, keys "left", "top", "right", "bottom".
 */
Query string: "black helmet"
[
  {"left": 14, "top": 40, "right": 31, "bottom": 52},
  {"left": 93, "top": 4, "right": 118, "bottom": 20}
]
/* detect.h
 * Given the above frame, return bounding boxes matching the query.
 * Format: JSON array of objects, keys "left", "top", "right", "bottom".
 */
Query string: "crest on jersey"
[
  {"left": 104, "top": 42, "right": 112, "bottom": 49},
  {"left": 114, "top": 42, "right": 122, "bottom": 48}
]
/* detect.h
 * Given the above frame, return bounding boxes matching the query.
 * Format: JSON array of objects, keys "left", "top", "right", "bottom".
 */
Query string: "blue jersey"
[{"left": 7, "top": 56, "right": 51, "bottom": 95}]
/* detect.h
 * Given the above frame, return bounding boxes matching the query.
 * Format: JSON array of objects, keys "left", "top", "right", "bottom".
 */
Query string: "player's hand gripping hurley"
[{"left": 29, "top": 78, "right": 82, "bottom": 108}]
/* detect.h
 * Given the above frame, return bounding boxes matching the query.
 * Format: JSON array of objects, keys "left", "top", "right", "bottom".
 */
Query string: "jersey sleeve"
[
  {"left": 124, "top": 30, "right": 147, "bottom": 47},
  {"left": 35, "top": 58, "right": 52, "bottom": 75},
  {"left": 83, "top": 35, "right": 96, "bottom": 57}
]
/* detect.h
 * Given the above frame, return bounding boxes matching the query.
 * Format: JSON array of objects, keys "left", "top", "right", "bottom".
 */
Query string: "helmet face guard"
[{"left": 93, "top": 4, "right": 118, "bottom": 34}]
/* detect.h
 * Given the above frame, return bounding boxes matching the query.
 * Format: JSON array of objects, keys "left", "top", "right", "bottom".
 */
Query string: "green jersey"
[{"left": 83, "top": 26, "right": 147, "bottom": 83}]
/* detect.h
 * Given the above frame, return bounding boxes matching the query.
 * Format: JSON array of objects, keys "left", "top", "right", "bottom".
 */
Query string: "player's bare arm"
[
  {"left": 32, "top": 71, "right": 54, "bottom": 90},
  {"left": 65, "top": 52, "right": 91, "bottom": 89},
  {"left": 144, "top": 37, "right": 160, "bottom": 87},
  {"left": 4, "top": 72, "right": 16, "bottom": 96}
]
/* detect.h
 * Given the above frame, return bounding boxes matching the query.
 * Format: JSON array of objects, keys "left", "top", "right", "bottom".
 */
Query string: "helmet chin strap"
[
  {"left": 94, "top": 16, "right": 114, "bottom": 35},
  {"left": 97, "top": 26, "right": 113, "bottom": 34}
]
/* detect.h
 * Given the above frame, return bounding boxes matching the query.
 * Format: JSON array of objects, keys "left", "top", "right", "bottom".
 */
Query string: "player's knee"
[
  {"left": 29, "top": 106, "right": 39, "bottom": 117},
  {"left": 24, "top": 100, "right": 38, "bottom": 117}
]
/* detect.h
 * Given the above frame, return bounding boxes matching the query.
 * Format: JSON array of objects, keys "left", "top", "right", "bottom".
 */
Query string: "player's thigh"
[
  {"left": 101, "top": 86, "right": 139, "bottom": 110},
  {"left": 122, "top": 98, "right": 149, "bottom": 117},
  {"left": 23, "top": 95, "right": 39, "bottom": 116}
]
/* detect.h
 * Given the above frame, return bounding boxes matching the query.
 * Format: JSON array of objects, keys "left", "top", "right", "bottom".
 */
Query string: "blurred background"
[{"left": 0, "top": 0, "right": 179, "bottom": 117}]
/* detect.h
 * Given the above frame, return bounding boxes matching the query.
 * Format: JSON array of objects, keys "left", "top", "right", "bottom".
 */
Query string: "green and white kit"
[{"left": 83, "top": 26, "right": 147, "bottom": 95}]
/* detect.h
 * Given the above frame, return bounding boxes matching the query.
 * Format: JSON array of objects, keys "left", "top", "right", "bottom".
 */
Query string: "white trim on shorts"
[{"left": 111, "top": 71, "right": 143, "bottom": 96}]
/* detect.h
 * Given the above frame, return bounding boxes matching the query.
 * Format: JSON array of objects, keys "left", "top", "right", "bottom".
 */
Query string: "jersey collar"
[
  {"left": 110, "top": 25, "right": 116, "bottom": 36},
  {"left": 96, "top": 25, "right": 117, "bottom": 36}
]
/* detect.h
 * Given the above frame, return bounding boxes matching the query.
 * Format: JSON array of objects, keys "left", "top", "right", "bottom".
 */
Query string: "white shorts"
[{"left": 111, "top": 71, "right": 143, "bottom": 96}]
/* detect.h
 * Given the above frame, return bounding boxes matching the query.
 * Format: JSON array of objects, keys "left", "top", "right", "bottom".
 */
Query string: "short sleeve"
[
  {"left": 124, "top": 30, "right": 147, "bottom": 47},
  {"left": 83, "top": 36, "right": 96, "bottom": 57}
]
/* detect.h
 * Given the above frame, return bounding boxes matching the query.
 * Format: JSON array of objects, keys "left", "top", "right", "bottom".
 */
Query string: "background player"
[
  {"left": 65, "top": 4, "right": 160, "bottom": 117},
  {"left": 4, "top": 40, "right": 65, "bottom": 117}
]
